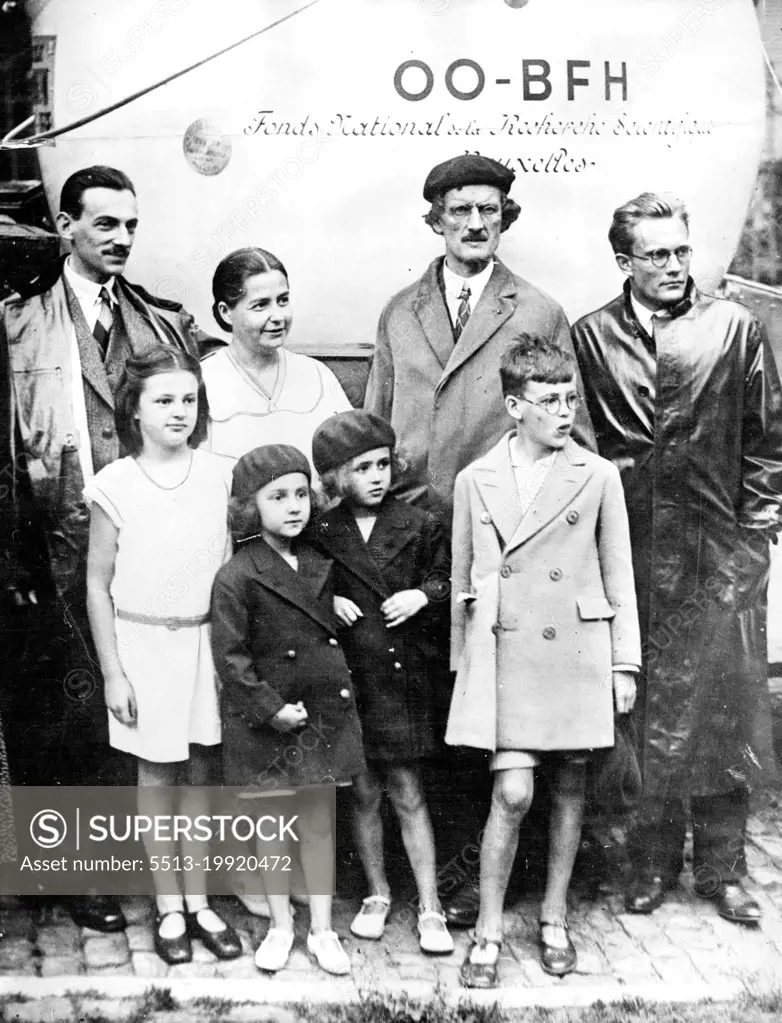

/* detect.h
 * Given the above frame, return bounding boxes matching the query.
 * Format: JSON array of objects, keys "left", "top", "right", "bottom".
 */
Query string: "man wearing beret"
[
  {"left": 364, "top": 153, "right": 594, "bottom": 510},
  {"left": 364, "top": 155, "right": 595, "bottom": 927}
]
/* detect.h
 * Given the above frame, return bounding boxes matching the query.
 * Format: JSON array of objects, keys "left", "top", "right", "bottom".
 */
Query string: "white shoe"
[
  {"left": 254, "top": 928, "right": 294, "bottom": 972},
  {"left": 418, "top": 910, "right": 454, "bottom": 954},
  {"left": 350, "top": 895, "right": 391, "bottom": 940},
  {"left": 307, "top": 930, "right": 351, "bottom": 975}
]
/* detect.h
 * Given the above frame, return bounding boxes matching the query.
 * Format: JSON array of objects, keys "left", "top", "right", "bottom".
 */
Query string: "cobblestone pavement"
[{"left": 0, "top": 792, "right": 781, "bottom": 1021}]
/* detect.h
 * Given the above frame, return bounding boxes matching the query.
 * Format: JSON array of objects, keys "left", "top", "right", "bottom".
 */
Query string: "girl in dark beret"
[
  {"left": 211, "top": 443, "right": 366, "bottom": 976},
  {"left": 312, "top": 411, "right": 454, "bottom": 954}
]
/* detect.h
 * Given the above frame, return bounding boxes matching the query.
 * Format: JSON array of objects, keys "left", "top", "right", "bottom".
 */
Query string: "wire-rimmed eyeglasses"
[
  {"left": 630, "top": 245, "right": 692, "bottom": 268},
  {"left": 521, "top": 393, "right": 581, "bottom": 416}
]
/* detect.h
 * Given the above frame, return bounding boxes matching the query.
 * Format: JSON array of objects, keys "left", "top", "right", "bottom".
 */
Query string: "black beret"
[
  {"left": 232, "top": 444, "right": 311, "bottom": 503},
  {"left": 312, "top": 411, "right": 396, "bottom": 476},
  {"left": 423, "top": 154, "right": 515, "bottom": 202}
]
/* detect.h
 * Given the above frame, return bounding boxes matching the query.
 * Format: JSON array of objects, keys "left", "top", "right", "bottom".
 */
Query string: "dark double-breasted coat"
[
  {"left": 314, "top": 498, "right": 451, "bottom": 761},
  {"left": 211, "top": 538, "right": 366, "bottom": 792},
  {"left": 572, "top": 281, "right": 782, "bottom": 798}
]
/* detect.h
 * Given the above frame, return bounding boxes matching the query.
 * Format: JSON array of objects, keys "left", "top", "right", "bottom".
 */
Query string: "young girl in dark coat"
[
  {"left": 312, "top": 410, "right": 454, "bottom": 954},
  {"left": 211, "top": 444, "right": 366, "bottom": 976}
]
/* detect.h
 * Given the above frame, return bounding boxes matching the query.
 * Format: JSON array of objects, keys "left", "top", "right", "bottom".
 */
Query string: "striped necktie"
[
  {"left": 93, "top": 286, "right": 114, "bottom": 360},
  {"left": 453, "top": 284, "right": 471, "bottom": 342}
]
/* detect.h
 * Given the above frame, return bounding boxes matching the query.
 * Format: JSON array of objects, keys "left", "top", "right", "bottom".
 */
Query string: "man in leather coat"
[
  {"left": 572, "top": 192, "right": 782, "bottom": 924},
  {"left": 2, "top": 165, "right": 215, "bottom": 932}
]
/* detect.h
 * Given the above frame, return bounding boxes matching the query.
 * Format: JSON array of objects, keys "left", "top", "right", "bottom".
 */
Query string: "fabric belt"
[{"left": 115, "top": 609, "right": 210, "bottom": 630}]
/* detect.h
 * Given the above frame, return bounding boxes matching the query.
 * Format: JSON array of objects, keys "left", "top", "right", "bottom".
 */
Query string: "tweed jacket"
[
  {"left": 364, "top": 257, "right": 595, "bottom": 509},
  {"left": 446, "top": 434, "right": 641, "bottom": 753}
]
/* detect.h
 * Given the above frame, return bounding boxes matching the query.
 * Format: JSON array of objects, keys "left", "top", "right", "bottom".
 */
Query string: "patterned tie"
[
  {"left": 93, "top": 286, "right": 114, "bottom": 359},
  {"left": 453, "top": 284, "right": 471, "bottom": 342}
]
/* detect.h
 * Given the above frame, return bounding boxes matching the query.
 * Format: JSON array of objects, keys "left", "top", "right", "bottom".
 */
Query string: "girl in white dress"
[{"left": 85, "top": 345, "right": 242, "bottom": 966}]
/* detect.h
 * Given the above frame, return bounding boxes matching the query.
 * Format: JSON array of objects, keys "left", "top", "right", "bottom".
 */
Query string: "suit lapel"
[
  {"left": 248, "top": 539, "right": 336, "bottom": 634},
  {"left": 366, "top": 498, "right": 417, "bottom": 572},
  {"left": 506, "top": 442, "right": 592, "bottom": 552},
  {"left": 441, "top": 261, "right": 517, "bottom": 384},
  {"left": 316, "top": 506, "right": 390, "bottom": 600},
  {"left": 62, "top": 277, "right": 114, "bottom": 409},
  {"left": 473, "top": 435, "right": 524, "bottom": 548},
  {"left": 411, "top": 259, "right": 455, "bottom": 370}
]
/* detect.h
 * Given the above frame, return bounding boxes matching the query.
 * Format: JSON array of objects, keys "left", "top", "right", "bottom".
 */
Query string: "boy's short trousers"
[{"left": 490, "top": 749, "right": 594, "bottom": 771}]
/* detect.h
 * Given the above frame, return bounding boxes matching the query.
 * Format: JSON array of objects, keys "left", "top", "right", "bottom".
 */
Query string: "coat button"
[
  {"left": 101, "top": 426, "right": 114, "bottom": 439},
  {"left": 542, "top": 626, "right": 557, "bottom": 640},
  {"left": 549, "top": 568, "right": 562, "bottom": 581},
  {"left": 566, "top": 510, "right": 579, "bottom": 525},
  {"left": 287, "top": 650, "right": 296, "bottom": 659},
  {"left": 328, "top": 638, "right": 338, "bottom": 647},
  {"left": 393, "top": 661, "right": 402, "bottom": 670},
  {"left": 500, "top": 566, "right": 512, "bottom": 578},
  {"left": 388, "top": 647, "right": 395, "bottom": 654},
  {"left": 491, "top": 623, "right": 501, "bottom": 634},
  {"left": 480, "top": 512, "right": 491, "bottom": 524},
  {"left": 339, "top": 688, "right": 351, "bottom": 700}
]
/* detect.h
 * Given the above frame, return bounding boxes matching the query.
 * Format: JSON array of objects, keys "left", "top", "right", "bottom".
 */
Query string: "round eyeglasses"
[
  {"left": 522, "top": 393, "right": 581, "bottom": 416},
  {"left": 630, "top": 245, "right": 692, "bottom": 268}
]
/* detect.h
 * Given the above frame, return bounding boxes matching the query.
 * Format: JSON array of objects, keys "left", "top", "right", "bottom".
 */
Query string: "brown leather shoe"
[
  {"left": 624, "top": 875, "right": 675, "bottom": 915},
  {"left": 713, "top": 882, "right": 762, "bottom": 925},
  {"left": 444, "top": 882, "right": 480, "bottom": 929},
  {"left": 539, "top": 920, "right": 577, "bottom": 977},
  {"left": 458, "top": 936, "right": 501, "bottom": 988}
]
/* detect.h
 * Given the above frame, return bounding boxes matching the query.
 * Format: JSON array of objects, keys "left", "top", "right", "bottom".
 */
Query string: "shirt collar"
[
  {"left": 628, "top": 291, "right": 659, "bottom": 335},
  {"left": 442, "top": 258, "right": 494, "bottom": 301},
  {"left": 507, "top": 432, "right": 558, "bottom": 469},
  {"left": 63, "top": 257, "right": 117, "bottom": 306}
]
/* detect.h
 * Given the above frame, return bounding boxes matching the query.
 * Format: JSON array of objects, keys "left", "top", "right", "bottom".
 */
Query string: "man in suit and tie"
[
  {"left": 364, "top": 154, "right": 594, "bottom": 926},
  {"left": 364, "top": 153, "right": 593, "bottom": 511},
  {"left": 3, "top": 165, "right": 212, "bottom": 932}
]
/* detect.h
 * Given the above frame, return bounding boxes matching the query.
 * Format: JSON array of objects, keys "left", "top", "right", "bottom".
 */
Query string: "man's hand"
[
  {"left": 334, "top": 596, "right": 363, "bottom": 627},
  {"left": 270, "top": 701, "right": 308, "bottom": 733},
  {"left": 613, "top": 671, "right": 637, "bottom": 714},
  {"left": 105, "top": 672, "right": 137, "bottom": 726},
  {"left": 382, "top": 589, "right": 428, "bottom": 628}
]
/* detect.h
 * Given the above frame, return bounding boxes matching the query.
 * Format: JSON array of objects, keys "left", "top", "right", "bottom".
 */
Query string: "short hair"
[
  {"left": 115, "top": 345, "right": 209, "bottom": 454},
  {"left": 423, "top": 193, "right": 521, "bottom": 234},
  {"left": 60, "top": 166, "right": 136, "bottom": 219},
  {"left": 211, "top": 247, "right": 288, "bottom": 331},
  {"left": 500, "top": 334, "right": 575, "bottom": 397},
  {"left": 608, "top": 192, "right": 689, "bottom": 255}
]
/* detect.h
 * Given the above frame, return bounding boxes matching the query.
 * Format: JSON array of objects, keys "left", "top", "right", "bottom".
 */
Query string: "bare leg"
[
  {"left": 137, "top": 758, "right": 184, "bottom": 933},
  {"left": 256, "top": 796, "right": 294, "bottom": 933},
  {"left": 475, "top": 768, "right": 534, "bottom": 942},
  {"left": 351, "top": 770, "right": 391, "bottom": 900},
  {"left": 386, "top": 764, "right": 441, "bottom": 913},
  {"left": 540, "top": 759, "right": 586, "bottom": 948},
  {"left": 296, "top": 789, "right": 335, "bottom": 934},
  {"left": 180, "top": 745, "right": 216, "bottom": 917}
]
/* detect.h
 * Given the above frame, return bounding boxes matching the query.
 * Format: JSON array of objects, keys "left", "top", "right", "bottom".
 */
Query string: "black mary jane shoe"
[
  {"left": 186, "top": 909, "right": 243, "bottom": 960},
  {"left": 538, "top": 919, "right": 577, "bottom": 977},
  {"left": 154, "top": 911, "right": 192, "bottom": 966},
  {"left": 458, "top": 934, "right": 502, "bottom": 989}
]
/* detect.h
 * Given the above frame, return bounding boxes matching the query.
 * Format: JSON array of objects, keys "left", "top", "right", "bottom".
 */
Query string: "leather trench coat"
[{"left": 572, "top": 281, "right": 782, "bottom": 797}]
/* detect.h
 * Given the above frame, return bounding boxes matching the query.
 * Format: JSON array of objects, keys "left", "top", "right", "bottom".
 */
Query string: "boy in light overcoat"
[{"left": 447, "top": 335, "right": 641, "bottom": 987}]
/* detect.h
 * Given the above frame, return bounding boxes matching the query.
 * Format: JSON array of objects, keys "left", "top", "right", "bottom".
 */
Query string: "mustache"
[{"left": 462, "top": 232, "right": 488, "bottom": 242}]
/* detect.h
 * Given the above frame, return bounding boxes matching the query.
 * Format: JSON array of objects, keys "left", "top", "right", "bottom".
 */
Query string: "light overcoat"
[{"left": 446, "top": 434, "right": 641, "bottom": 753}]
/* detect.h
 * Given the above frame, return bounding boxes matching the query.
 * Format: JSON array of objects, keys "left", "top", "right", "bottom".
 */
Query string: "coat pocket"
[{"left": 576, "top": 596, "right": 616, "bottom": 621}]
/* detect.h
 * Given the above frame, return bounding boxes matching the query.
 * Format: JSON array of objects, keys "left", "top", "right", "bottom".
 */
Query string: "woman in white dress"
[{"left": 201, "top": 247, "right": 352, "bottom": 471}]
